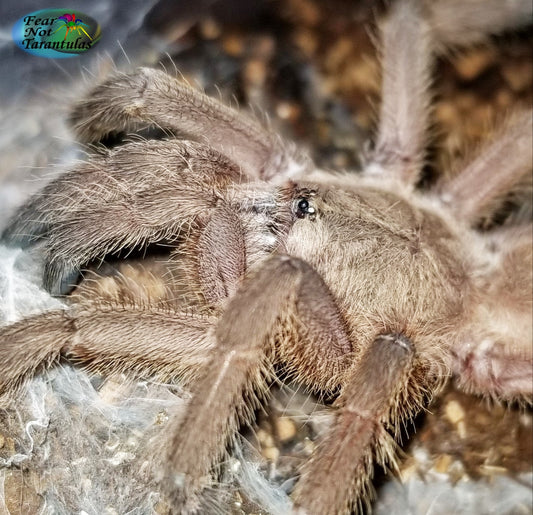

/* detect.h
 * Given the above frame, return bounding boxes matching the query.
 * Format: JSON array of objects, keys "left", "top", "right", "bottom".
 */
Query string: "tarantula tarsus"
[{"left": 1, "top": 0, "right": 532, "bottom": 513}]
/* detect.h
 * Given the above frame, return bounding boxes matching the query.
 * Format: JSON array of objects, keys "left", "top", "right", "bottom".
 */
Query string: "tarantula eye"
[{"left": 295, "top": 197, "right": 316, "bottom": 220}]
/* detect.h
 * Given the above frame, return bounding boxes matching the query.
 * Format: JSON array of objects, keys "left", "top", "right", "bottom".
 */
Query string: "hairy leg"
[
  {"left": 160, "top": 255, "right": 353, "bottom": 510},
  {"left": 3, "top": 139, "right": 242, "bottom": 295},
  {"left": 364, "top": 0, "right": 434, "bottom": 187},
  {"left": 425, "top": 0, "right": 533, "bottom": 48},
  {"left": 70, "top": 67, "right": 311, "bottom": 180},
  {"left": 293, "top": 333, "right": 416, "bottom": 515},
  {"left": 453, "top": 224, "right": 533, "bottom": 402},
  {"left": 0, "top": 304, "right": 215, "bottom": 395},
  {"left": 436, "top": 110, "right": 533, "bottom": 226},
  {"left": 365, "top": 0, "right": 532, "bottom": 189}
]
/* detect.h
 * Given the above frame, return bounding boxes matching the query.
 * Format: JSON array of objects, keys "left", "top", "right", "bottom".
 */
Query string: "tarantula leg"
[
  {"left": 160, "top": 255, "right": 352, "bottom": 509},
  {"left": 454, "top": 342, "right": 533, "bottom": 402},
  {"left": 0, "top": 305, "right": 215, "bottom": 395},
  {"left": 3, "top": 139, "right": 242, "bottom": 295},
  {"left": 293, "top": 333, "right": 415, "bottom": 515},
  {"left": 70, "top": 67, "right": 311, "bottom": 180},
  {"left": 365, "top": 0, "right": 533, "bottom": 187},
  {"left": 436, "top": 110, "right": 533, "bottom": 225},
  {"left": 364, "top": 0, "right": 433, "bottom": 187},
  {"left": 425, "top": 0, "right": 533, "bottom": 48},
  {"left": 453, "top": 224, "right": 533, "bottom": 401},
  {"left": 0, "top": 311, "right": 71, "bottom": 395}
]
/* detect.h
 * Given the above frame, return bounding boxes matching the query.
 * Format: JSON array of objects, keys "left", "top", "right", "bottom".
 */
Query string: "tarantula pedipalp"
[{"left": 1, "top": 0, "right": 532, "bottom": 513}]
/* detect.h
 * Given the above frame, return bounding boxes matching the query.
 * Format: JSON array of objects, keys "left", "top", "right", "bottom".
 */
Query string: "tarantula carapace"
[{"left": 1, "top": 0, "right": 532, "bottom": 513}]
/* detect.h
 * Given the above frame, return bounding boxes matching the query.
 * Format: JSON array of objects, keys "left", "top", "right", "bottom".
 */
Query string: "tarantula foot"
[
  {"left": 1, "top": 220, "right": 48, "bottom": 248},
  {"left": 162, "top": 475, "right": 203, "bottom": 515},
  {"left": 44, "top": 259, "right": 80, "bottom": 296}
]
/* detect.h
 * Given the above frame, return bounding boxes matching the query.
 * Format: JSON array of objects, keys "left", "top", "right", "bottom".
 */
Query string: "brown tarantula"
[{"left": 1, "top": 0, "right": 532, "bottom": 513}]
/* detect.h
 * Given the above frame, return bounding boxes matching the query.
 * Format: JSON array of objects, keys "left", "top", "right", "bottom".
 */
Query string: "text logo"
[{"left": 13, "top": 9, "right": 101, "bottom": 58}]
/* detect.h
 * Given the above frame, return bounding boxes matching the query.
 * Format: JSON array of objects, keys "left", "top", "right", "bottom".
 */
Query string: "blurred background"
[{"left": 0, "top": 1, "right": 532, "bottom": 513}]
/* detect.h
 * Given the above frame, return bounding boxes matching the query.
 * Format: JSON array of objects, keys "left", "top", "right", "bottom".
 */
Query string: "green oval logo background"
[{"left": 13, "top": 9, "right": 101, "bottom": 58}]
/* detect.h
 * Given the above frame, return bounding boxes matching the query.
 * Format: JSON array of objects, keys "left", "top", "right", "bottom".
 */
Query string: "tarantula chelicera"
[{"left": 1, "top": 0, "right": 532, "bottom": 513}]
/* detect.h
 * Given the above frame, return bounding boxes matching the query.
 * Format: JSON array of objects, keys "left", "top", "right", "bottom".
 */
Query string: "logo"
[{"left": 12, "top": 9, "right": 101, "bottom": 58}]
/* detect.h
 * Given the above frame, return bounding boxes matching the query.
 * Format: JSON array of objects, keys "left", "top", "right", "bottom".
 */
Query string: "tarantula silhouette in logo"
[
  {"left": 53, "top": 13, "right": 93, "bottom": 41},
  {"left": 1, "top": 0, "right": 531, "bottom": 513}
]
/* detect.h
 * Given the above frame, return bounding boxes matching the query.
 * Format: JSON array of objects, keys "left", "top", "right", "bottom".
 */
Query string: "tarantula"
[{"left": 1, "top": 0, "right": 532, "bottom": 513}]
